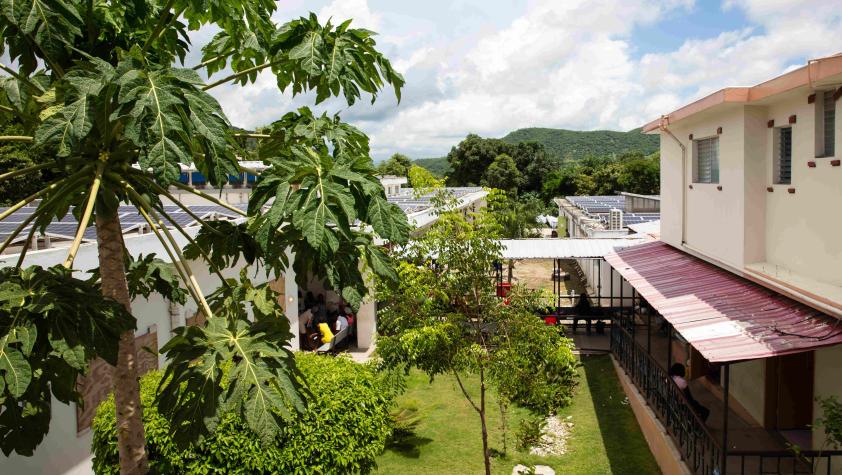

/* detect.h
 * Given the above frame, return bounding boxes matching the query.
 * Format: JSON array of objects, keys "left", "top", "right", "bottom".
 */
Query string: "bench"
[{"left": 316, "top": 326, "right": 349, "bottom": 354}]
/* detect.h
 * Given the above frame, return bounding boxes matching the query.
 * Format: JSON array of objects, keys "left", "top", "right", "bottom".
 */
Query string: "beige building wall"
[
  {"left": 659, "top": 106, "right": 748, "bottom": 269},
  {"left": 762, "top": 93, "right": 842, "bottom": 287},
  {"left": 728, "top": 359, "right": 766, "bottom": 425}
]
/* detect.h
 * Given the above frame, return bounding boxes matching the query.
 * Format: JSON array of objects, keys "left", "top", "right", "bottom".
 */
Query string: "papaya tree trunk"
[{"left": 95, "top": 211, "right": 148, "bottom": 474}]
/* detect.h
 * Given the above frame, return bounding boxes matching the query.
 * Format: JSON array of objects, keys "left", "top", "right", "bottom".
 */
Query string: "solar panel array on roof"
[
  {"left": 0, "top": 202, "right": 248, "bottom": 244},
  {"left": 387, "top": 187, "right": 483, "bottom": 214},
  {"left": 565, "top": 195, "right": 660, "bottom": 229},
  {"left": 1, "top": 187, "right": 484, "bottom": 245}
]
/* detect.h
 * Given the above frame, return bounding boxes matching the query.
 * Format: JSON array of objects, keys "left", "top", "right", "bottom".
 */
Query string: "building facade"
[{"left": 608, "top": 53, "right": 842, "bottom": 474}]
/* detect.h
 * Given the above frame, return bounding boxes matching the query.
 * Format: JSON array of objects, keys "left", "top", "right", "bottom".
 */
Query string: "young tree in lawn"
[
  {"left": 376, "top": 195, "right": 578, "bottom": 475},
  {"left": 0, "top": 2, "right": 407, "bottom": 473}
]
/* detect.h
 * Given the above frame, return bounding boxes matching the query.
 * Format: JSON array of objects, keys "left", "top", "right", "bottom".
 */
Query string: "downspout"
[{"left": 659, "top": 115, "right": 688, "bottom": 244}]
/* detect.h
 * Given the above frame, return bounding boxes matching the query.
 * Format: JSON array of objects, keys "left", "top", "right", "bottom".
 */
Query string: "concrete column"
[
  {"left": 356, "top": 299, "right": 376, "bottom": 350},
  {"left": 284, "top": 249, "right": 300, "bottom": 351}
]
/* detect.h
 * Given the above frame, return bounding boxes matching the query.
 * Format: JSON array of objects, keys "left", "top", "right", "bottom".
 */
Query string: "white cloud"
[
  {"left": 318, "top": 0, "right": 381, "bottom": 31},
  {"left": 201, "top": 0, "right": 842, "bottom": 159}
]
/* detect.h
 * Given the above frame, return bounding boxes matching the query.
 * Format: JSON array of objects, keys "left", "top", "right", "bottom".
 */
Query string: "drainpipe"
[{"left": 659, "top": 116, "right": 688, "bottom": 244}]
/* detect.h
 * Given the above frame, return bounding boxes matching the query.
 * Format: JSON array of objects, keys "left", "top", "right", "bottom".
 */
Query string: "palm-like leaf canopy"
[{"left": 0, "top": 0, "right": 408, "bottom": 456}]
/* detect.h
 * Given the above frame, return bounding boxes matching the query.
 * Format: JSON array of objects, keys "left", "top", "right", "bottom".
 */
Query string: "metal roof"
[
  {"left": 605, "top": 241, "right": 842, "bottom": 363},
  {"left": 500, "top": 238, "right": 651, "bottom": 260}
]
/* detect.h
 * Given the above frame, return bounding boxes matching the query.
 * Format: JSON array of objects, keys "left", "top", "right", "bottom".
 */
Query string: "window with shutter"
[
  {"left": 694, "top": 136, "right": 719, "bottom": 184},
  {"left": 816, "top": 90, "right": 837, "bottom": 158},
  {"left": 824, "top": 91, "right": 836, "bottom": 157},
  {"left": 774, "top": 127, "right": 792, "bottom": 184}
]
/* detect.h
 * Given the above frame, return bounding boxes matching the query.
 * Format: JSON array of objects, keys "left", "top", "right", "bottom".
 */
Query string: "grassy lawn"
[{"left": 375, "top": 354, "right": 660, "bottom": 475}]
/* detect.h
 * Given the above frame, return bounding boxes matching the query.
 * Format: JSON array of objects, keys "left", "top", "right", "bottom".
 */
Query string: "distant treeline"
[{"left": 404, "top": 127, "right": 659, "bottom": 204}]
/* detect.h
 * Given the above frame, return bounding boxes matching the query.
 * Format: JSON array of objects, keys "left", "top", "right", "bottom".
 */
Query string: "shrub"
[
  {"left": 92, "top": 353, "right": 395, "bottom": 474},
  {"left": 516, "top": 415, "right": 546, "bottom": 452}
]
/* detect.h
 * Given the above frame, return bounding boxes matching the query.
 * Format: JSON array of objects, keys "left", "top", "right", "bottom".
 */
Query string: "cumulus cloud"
[{"left": 200, "top": 0, "right": 842, "bottom": 159}]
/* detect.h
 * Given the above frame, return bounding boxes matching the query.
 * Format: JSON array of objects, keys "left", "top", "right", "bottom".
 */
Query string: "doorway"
[{"left": 764, "top": 352, "right": 814, "bottom": 430}]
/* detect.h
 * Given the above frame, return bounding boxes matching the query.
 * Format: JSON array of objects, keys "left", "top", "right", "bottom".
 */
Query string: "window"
[
  {"left": 774, "top": 127, "right": 792, "bottom": 184},
  {"left": 693, "top": 136, "right": 719, "bottom": 183},
  {"left": 816, "top": 90, "right": 836, "bottom": 157}
]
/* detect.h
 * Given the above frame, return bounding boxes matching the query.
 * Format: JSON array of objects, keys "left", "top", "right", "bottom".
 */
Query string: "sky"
[{"left": 196, "top": 0, "right": 842, "bottom": 161}]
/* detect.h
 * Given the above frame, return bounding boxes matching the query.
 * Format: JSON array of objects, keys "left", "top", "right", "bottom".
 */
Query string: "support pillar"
[
  {"left": 721, "top": 364, "right": 730, "bottom": 475},
  {"left": 596, "top": 259, "right": 602, "bottom": 307}
]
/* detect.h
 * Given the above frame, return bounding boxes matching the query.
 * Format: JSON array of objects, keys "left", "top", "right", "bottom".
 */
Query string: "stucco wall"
[
  {"left": 728, "top": 359, "right": 766, "bottom": 425},
  {"left": 658, "top": 108, "right": 747, "bottom": 269},
  {"left": 762, "top": 93, "right": 842, "bottom": 286}
]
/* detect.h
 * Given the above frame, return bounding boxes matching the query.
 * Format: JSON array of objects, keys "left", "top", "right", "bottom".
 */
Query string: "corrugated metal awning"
[
  {"left": 500, "top": 238, "right": 650, "bottom": 260},
  {"left": 605, "top": 241, "right": 842, "bottom": 363}
]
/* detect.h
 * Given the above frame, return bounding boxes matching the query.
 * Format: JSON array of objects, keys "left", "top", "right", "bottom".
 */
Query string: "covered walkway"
[{"left": 605, "top": 241, "right": 842, "bottom": 474}]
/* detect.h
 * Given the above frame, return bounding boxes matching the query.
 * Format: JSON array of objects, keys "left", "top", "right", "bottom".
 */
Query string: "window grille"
[{"left": 775, "top": 127, "right": 792, "bottom": 184}]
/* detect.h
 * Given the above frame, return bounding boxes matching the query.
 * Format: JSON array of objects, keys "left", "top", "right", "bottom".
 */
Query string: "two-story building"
[{"left": 605, "top": 53, "right": 842, "bottom": 474}]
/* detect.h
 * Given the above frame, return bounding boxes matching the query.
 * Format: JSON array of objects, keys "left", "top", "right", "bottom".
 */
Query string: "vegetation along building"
[{"left": 604, "top": 52, "right": 842, "bottom": 474}]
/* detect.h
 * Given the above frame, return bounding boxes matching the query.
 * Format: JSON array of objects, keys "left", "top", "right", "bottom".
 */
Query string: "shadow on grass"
[
  {"left": 384, "top": 434, "right": 434, "bottom": 459},
  {"left": 581, "top": 354, "right": 661, "bottom": 475}
]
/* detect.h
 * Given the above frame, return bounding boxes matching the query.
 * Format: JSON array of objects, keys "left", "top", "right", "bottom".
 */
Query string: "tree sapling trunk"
[{"left": 480, "top": 366, "right": 491, "bottom": 475}]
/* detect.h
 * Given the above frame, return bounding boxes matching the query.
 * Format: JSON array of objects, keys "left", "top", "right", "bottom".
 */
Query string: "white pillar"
[
  {"left": 284, "top": 249, "right": 300, "bottom": 351},
  {"left": 356, "top": 299, "right": 376, "bottom": 350}
]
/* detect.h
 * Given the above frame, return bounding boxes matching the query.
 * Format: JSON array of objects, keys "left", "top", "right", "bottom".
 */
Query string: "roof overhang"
[
  {"left": 605, "top": 241, "right": 842, "bottom": 363},
  {"left": 642, "top": 53, "right": 842, "bottom": 133},
  {"left": 500, "top": 238, "right": 650, "bottom": 260}
]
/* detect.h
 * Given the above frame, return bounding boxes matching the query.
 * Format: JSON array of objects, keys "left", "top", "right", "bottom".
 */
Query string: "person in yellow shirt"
[{"left": 318, "top": 322, "right": 334, "bottom": 344}]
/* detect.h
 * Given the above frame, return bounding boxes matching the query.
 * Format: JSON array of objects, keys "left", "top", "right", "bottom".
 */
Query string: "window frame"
[
  {"left": 692, "top": 135, "right": 720, "bottom": 184},
  {"left": 773, "top": 126, "right": 793, "bottom": 185}
]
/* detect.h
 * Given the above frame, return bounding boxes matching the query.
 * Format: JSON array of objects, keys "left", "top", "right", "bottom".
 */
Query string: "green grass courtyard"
[{"left": 375, "top": 354, "right": 660, "bottom": 475}]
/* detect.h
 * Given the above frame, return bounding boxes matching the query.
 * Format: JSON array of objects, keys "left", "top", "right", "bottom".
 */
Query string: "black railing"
[
  {"left": 728, "top": 450, "right": 842, "bottom": 475},
  {"left": 611, "top": 314, "right": 842, "bottom": 474},
  {"left": 611, "top": 316, "right": 722, "bottom": 475}
]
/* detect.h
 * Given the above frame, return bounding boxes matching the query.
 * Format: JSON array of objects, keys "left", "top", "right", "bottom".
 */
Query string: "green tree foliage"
[
  {"left": 0, "top": 122, "right": 50, "bottom": 206},
  {"left": 376, "top": 196, "right": 577, "bottom": 475},
  {"left": 0, "top": 1, "right": 407, "bottom": 469},
  {"left": 377, "top": 153, "right": 412, "bottom": 177},
  {"left": 92, "top": 354, "right": 396, "bottom": 474},
  {"left": 412, "top": 156, "right": 451, "bottom": 178},
  {"left": 482, "top": 154, "right": 521, "bottom": 191},
  {"left": 0, "top": 266, "right": 135, "bottom": 455},
  {"left": 501, "top": 127, "right": 659, "bottom": 161},
  {"left": 446, "top": 134, "right": 557, "bottom": 195},
  {"left": 541, "top": 151, "right": 660, "bottom": 201}
]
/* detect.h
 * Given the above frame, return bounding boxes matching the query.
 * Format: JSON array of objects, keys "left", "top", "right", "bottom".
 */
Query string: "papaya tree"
[{"left": 0, "top": 2, "right": 407, "bottom": 474}]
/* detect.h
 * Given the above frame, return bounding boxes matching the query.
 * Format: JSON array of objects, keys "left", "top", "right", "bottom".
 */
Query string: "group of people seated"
[{"left": 298, "top": 292, "right": 355, "bottom": 351}]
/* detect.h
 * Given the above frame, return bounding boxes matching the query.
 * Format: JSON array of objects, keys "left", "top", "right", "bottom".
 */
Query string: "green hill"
[
  {"left": 500, "top": 127, "right": 658, "bottom": 161},
  {"left": 412, "top": 156, "right": 451, "bottom": 177}
]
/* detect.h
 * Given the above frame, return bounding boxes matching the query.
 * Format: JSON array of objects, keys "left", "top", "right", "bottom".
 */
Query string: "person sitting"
[
  {"left": 573, "top": 292, "right": 594, "bottom": 334},
  {"left": 669, "top": 363, "right": 710, "bottom": 422},
  {"left": 335, "top": 312, "right": 349, "bottom": 333},
  {"left": 298, "top": 306, "right": 314, "bottom": 350},
  {"left": 318, "top": 322, "right": 334, "bottom": 345}
]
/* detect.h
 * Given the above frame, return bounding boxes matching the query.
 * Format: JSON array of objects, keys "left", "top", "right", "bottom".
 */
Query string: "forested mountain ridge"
[{"left": 500, "top": 127, "right": 658, "bottom": 161}]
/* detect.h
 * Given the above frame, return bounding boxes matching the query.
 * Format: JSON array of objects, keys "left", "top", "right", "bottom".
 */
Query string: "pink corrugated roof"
[{"left": 605, "top": 241, "right": 842, "bottom": 363}]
